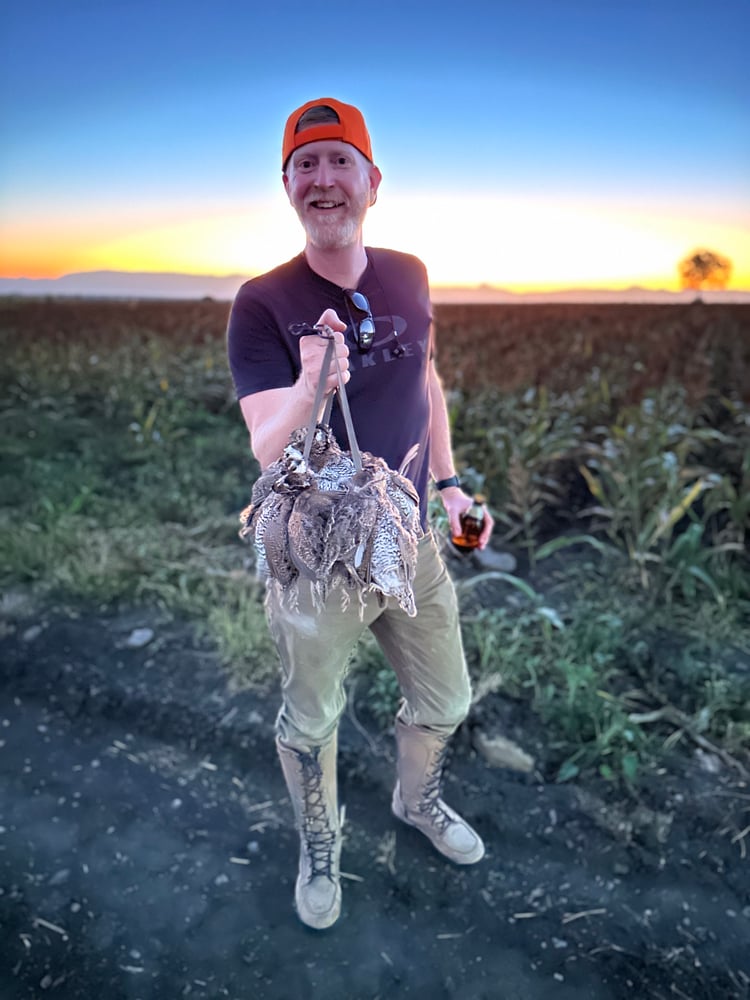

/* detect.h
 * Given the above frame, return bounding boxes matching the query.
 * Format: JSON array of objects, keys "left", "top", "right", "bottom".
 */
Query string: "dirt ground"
[{"left": 1, "top": 585, "right": 749, "bottom": 1000}]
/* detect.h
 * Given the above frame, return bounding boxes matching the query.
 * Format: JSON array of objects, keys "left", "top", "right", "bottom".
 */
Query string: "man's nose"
[{"left": 313, "top": 162, "right": 334, "bottom": 187}]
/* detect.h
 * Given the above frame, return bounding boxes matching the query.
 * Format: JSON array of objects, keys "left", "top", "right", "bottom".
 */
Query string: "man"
[{"left": 227, "top": 98, "right": 493, "bottom": 930}]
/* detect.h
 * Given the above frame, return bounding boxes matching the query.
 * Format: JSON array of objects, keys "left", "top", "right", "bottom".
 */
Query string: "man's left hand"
[{"left": 440, "top": 487, "right": 494, "bottom": 549}]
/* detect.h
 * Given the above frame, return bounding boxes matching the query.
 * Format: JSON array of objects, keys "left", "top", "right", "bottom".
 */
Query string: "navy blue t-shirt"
[{"left": 226, "top": 248, "right": 434, "bottom": 528}]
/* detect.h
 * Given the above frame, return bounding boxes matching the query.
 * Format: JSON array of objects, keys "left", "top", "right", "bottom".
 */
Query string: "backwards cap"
[{"left": 282, "top": 98, "right": 373, "bottom": 169}]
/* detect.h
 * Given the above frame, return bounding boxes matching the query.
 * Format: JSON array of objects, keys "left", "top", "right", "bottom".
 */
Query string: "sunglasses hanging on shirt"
[
  {"left": 343, "top": 289, "right": 376, "bottom": 352},
  {"left": 342, "top": 289, "right": 406, "bottom": 358}
]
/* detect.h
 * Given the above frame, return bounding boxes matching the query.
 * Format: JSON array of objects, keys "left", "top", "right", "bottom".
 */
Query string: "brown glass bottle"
[{"left": 451, "top": 494, "right": 486, "bottom": 552}]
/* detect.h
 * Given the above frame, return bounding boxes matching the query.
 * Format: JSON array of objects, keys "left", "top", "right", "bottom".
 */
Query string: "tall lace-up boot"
[
  {"left": 276, "top": 737, "right": 342, "bottom": 929},
  {"left": 391, "top": 719, "right": 485, "bottom": 865}
]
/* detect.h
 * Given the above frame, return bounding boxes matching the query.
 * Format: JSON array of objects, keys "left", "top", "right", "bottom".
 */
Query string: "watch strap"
[{"left": 435, "top": 475, "right": 461, "bottom": 491}]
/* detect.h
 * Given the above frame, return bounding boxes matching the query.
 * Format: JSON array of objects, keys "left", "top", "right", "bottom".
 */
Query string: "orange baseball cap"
[{"left": 282, "top": 97, "right": 373, "bottom": 169}]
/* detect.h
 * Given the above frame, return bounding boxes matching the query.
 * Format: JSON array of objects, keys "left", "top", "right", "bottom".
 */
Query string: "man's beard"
[
  {"left": 298, "top": 188, "right": 369, "bottom": 250},
  {"left": 303, "top": 214, "right": 359, "bottom": 250}
]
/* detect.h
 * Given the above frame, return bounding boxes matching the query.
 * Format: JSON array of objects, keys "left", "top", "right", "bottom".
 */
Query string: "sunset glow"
[
  {"left": 3, "top": 195, "right": 747, "bottom": 293},
  {"left": 1, "top": 2, "right": 748, "bottom": 294}
]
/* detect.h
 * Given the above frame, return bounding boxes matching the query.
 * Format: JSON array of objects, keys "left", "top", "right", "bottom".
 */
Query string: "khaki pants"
[{"left": 266, "top": 532, "right": 472, "bottom": 749}]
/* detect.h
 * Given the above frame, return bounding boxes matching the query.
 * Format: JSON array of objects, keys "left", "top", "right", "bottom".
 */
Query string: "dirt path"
[{"left": 0, "top": 608, "right": 748, "bottom": 999}]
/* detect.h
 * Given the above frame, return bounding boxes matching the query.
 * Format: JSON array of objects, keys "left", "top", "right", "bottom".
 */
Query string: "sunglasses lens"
[
  {"left": 348, "top": 291, "right": 370, "bottom": 314},
  {"left": 358, "top": 317, "right": 375, "bottom": 350}
]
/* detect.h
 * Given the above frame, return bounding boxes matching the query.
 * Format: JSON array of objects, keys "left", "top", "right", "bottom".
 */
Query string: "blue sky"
[{"left": 2, "top": 0, "right": 748, "bottom": 288}]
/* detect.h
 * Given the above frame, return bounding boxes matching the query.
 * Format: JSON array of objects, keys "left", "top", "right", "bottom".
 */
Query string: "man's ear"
[{"left": 369, "top": 165, "right": 383, "bottom": 206}]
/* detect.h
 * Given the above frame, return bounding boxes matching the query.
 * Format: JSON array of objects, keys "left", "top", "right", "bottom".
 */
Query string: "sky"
[{"left": 1, "top": 0, "right": 749, "bottom": 291}]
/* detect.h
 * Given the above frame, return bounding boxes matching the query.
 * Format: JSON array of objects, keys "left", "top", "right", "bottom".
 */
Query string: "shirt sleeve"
[{"left": 226, "top": 284, "right": 298, "bottom": 400}]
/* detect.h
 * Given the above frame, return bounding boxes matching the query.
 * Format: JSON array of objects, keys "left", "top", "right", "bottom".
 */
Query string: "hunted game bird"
[{"left": 239, "top": 423, "right": 422, "bottom": 616}]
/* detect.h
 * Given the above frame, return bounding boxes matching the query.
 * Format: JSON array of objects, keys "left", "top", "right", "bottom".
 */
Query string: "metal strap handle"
[{"left": 302, "top": 326, "right": 362, "bottom": 472}]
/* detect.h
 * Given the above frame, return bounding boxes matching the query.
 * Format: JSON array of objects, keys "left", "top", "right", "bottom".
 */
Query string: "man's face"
[{"left": 283, "top": 140, "right": 381, "bottom": 251}]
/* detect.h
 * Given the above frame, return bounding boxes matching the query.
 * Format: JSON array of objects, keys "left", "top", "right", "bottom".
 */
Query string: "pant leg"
[
  {"left": 265, "top": 578, "right": 384, "bottom": 749},
  {"left": 369, "top": 532, "right": 472, "bottom": 734}
]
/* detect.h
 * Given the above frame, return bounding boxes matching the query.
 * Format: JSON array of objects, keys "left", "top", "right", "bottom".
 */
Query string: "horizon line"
[{"left": 2, "top": 267, "right": 750, "bottom": 296}]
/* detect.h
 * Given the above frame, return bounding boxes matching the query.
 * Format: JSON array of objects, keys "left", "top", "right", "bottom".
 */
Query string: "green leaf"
[
  {"left": 687, "top": 566, "right": 725, "bottom": 606},
  {"left": 534, "top": 534, "right": 612, "bottom": 561},
  {"left": 537, "top": 606, "right": 565, "bottom": 630},
  {"left": 458, "top": 571, "right": 541, "bottom": 603},
  {"left": 621, "top": 753, "right": 639, "bottom": 782},
  {"left": 556, "top": 759, "right": 580, "bottom": 783}
]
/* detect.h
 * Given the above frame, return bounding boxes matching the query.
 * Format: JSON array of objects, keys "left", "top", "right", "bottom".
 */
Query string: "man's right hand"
[{"left": 299, "top": 308, "right": 350, "bottom": 400}]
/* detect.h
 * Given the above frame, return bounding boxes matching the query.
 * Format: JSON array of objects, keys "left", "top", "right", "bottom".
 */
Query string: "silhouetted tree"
[{"left": 678, "top": 249, "right": 732, "bottom": 290}]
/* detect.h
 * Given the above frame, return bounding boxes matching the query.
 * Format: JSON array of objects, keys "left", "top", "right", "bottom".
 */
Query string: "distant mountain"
[
  {"left": 430, "top": 285, "right": 750, "bottom": 305},
  {"left": 1, "top": 270, "right": 749, "bottom": 304},
  {"left": 0, "top": 270, "right": 248, "bottom": 301}
]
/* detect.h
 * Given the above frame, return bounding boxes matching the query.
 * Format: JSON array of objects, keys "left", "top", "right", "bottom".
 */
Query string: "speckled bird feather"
[{"left": 239, "top": 423, "right": 422, "bottom": 616}]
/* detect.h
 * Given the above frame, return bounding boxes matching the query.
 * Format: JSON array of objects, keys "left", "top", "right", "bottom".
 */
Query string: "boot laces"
[
  {"left": 298, "top": 748, "right": 338, "bottom": 881},
  {"left": 417, "top": 740, "right": 453, "bottom": 834}
]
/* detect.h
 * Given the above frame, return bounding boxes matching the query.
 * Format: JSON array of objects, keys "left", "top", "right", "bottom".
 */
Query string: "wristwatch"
[{"left": 434, "top": 475, "right": 461, "bottom": 491}]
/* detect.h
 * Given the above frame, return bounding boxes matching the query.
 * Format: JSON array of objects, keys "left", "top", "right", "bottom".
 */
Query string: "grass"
[
  {"left": 458, "top": 571, "right": 750, "bottom": 786},
  {"left": 0, "top": 301, "right": 276, "bottom": 684},
  {"left": 1, "top": 296, "right": 748, "bottom": 787}
]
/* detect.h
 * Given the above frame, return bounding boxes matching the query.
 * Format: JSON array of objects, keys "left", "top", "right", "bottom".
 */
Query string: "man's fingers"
[
  {"left": 478, "top": 508, "right": 494, "bottom": 549},
  {"left": 299, "top": 327, "right": 350, "bottom": 397},
  {"left": 316, "top": 307, "right": 346, "bottom": 333}
]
